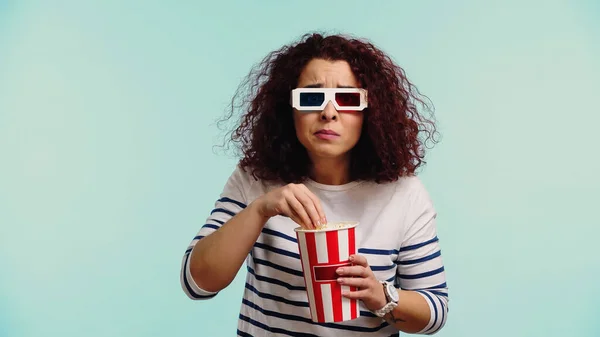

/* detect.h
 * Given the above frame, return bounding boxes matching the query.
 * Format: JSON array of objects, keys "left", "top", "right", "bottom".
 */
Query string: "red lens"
[{"left": 335, "top": 92, "right": 360, "bottom": 107}]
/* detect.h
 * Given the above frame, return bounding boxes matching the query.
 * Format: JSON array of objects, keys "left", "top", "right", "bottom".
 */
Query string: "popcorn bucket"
[{"left": 294, "top": 222, "right": 360, "bottom": 323}]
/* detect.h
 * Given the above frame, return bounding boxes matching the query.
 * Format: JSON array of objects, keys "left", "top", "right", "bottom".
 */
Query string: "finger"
[
  {"left": 341, "top": 288, "right": 370, "bottom": 300},
  {"left": 285, "top": 194, "right": 314, "bottom": 229},
  {"left": 349, "top": 254, "right": 368, "bottom": 267},
  {"left": 278, "top": 202, "right": 309, "bottom": 229},
  {"left": 300, "top": 184, "right": 327, "bottom": 224},
  {"left": 337, "top": 276, "right": 370, "bottom": 289},
  {"left": 295, "top": 189, "right": 323, "bottom": 228},
  {"left": 336, "top": 265, "right": 371, "bottom": 278}
]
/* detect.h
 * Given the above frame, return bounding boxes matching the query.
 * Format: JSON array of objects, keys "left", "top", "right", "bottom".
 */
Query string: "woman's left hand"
[{"left": 336, "top": 254, "right": 387, "bottom": 312}]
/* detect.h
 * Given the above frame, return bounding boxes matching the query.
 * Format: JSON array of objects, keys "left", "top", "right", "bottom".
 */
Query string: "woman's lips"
[{"left": 314, "top": 129, "right": 340, "bottom": 140}]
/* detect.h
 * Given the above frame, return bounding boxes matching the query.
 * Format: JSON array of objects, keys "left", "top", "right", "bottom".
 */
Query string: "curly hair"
[{"left": 216, "top": 32, "right": 439, "bottom": 184}]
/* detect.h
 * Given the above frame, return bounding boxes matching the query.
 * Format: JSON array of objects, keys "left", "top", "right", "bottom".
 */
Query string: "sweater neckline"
[{"left": 304, "top": 178, "right": 365, "bottom": 191}]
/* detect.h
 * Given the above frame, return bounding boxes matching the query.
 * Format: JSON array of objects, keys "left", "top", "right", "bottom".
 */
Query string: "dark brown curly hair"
[{"left": 217, "top": 32, "right": 439, "bottom": 184}]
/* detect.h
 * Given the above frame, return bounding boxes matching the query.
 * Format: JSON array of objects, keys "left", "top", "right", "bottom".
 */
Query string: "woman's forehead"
[{"left": 297, "top": 59, "right": 358, "bottom": 88}]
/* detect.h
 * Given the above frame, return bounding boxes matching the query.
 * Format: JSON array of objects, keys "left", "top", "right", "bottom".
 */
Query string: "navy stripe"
[
  {"left": 237, "top": 330, "right": 252, "bottom": 337},
  {"left": 213, "top": 219, "right": 224, "bottom": 225},
  {"left": 261, "top": 227, "right": 297, "bottom": 243},
  {"left": 247, "top": 266, "right": 306, "bottom": 291},
  {"left": 193, "top": 235, "right": 205, "bottom": 241},
  {"left": 210, "top": 208, "right": 236, "bottom": 217},
  {"left": 202, "top": 223, "right": 220, "bottom": 231},
  {"left": 431, "top": 297, "right": 446, "bottom": 334},
  {"left": 242, "top": 299, "right": 389, "bottom": 333},
  {"left": 417, "top": 290, "right": 439, "bottom": 333},
  {"left": 430, "top": 290, "right": 448, "bottom": 297},
  {"left": 254, "top": 242, "right": 300, "bottom": 259},
  {"left": 397, "top": 250, "right": 441, "bottom": 265},
  {"left": 218, "top": 197, "right": 247, "bottom": 209},
  {"left": 371, "top": 264, "right": 396, "bottom": 272},
  {"left": 386, "top": 275, "right": 395, "bottom": 282},
  {"left": 358, "top": 248, "right": 399, "bottom": 255},
  {"left": 239, "top": 313, "right": 319, "bottom": 337},
  {"left": 403, "top": 282, "right": 447, "bottom": 292},
  {"left": 399, "top": 236, "right": 438, "bottom": 252},
  {"left": 185, "top": 247, "right": 193, "bottom": 254},
  {"left": 245, "top": 282, "right": 309, "bottom": 307},
  {"left": 424, "top": 282, "right": 447, "bottom": 290},
  {"left": 361, "top": 310, "right": 378, "bottom": 318},
  {"left": 398, "top": 266, "right": 444, "bottom": 279},
  {"left": 252, "top": 257, "right": 304, "bottom": 277},
  {"left": 182, "top": 253, "right": 217, "bottom": 299}
]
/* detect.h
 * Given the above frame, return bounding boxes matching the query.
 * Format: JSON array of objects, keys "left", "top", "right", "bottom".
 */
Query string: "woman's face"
[{"left": 293, "top": 58, "right": 365, "bottom": 163}]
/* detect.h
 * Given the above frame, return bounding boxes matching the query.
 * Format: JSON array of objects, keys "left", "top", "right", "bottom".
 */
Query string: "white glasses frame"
[{"left": 290, "top": 88, "right": 368, "bottom": 111}]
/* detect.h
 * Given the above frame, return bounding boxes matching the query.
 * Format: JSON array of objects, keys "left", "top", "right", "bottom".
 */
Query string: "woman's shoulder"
[
  {"left": 393, "top": 174, "right": 430, "bottom": 194},
  {"left": 361, "top": 174, "right": 433, "bottom": 206},
  {"left": 391, "top": 174, "right": 435, "bottom": 209},
  {"left": 360, "top": 174, "right": 428, "bottom": 194},
  {"left": 224, "top": 163, "right": 284, "bottom": 200}
]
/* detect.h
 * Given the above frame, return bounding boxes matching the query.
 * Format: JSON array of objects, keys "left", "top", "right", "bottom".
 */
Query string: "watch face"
[{"left": 387, "top": 283, "right": 399, "bottom": 302}]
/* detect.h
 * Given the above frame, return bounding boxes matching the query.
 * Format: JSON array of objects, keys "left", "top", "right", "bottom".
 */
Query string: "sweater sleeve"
[
  {"left": 180, "top": 164, "right": 253, "bottom": 300},
  {"left": 395, "top": 178, "right": 449, "bottom": 334}
]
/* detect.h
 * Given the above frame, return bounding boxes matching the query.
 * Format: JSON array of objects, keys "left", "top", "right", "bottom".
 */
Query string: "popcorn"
[{"left": 314, "top": 221, "right": 355, "bottom": 230}]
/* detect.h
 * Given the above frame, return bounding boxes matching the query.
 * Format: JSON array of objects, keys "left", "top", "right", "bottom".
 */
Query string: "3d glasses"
[{"left": 290, "top": 88, "right": 368, "bottom": 111}]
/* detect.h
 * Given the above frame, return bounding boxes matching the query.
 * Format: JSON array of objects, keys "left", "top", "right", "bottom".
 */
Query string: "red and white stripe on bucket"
[{"left": 296, "top": 226, "right": 360, "bottom": 323}]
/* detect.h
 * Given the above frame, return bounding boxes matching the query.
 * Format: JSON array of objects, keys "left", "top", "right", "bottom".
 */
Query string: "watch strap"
[
  {"left": 373, "top": 281, "right": 399, "bottom": 317},
  {"left": 374, "top": 301, "right": 397, "bottom": 317}
]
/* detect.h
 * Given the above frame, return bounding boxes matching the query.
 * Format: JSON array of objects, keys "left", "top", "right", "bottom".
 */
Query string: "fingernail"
[
  {"left": 337, "top": 278, "right": 343, "bottom": 284},
  {"left": 336, "top": 268, "right": 344, "bottom": 274},
  {"left": 349, "top": 256, "right": 354, "bottom": 262},
  {"left": 316, "top": 219, "right": 321, "bottom": 227}
]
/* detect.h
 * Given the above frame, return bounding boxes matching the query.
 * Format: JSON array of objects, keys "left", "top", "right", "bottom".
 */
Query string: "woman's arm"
[
  {"left": 338, "top": 178, "right": 449, "bottom": 334},
  {"left": 336, "top": 255, "right": 443, "bottom": 334},
  {"left": 392, "top": 179, "right": 449, "bottom": 334},
  {"left": 188, "top": 201, "right": 269, "bottom": 292},
  {"left": 382, "top": 289, "right": 438, "bottom": 333},
  {"left": 182, "top": 176, "right": 326, "bottom": 297}
]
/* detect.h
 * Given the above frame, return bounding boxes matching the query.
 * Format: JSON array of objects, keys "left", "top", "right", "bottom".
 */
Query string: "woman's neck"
[{"left": 309, "top": 157, "right": 351, "bottom": 185}]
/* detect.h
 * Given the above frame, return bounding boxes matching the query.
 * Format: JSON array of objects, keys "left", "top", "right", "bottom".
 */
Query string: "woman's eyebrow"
[{"left": 301, "top": 83, "right": 357, "bottom": 88}]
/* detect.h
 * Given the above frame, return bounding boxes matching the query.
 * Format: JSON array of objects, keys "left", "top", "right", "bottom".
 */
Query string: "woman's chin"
[{"left": 307, "top": 147, "right": 350, "bottom": 160}]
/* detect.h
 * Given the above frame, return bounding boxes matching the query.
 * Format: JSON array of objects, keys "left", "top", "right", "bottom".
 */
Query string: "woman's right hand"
[{"left": 254, "top": 183, "right": 327, "bottom": 229}]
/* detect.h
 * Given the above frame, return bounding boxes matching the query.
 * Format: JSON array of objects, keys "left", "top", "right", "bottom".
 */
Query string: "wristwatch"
[{"left": 373, "top": 281, "right": 399, "bottom": 317}]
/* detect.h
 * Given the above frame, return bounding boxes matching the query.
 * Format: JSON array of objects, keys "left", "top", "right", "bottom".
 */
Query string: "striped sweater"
[{"left": 181, "top": 165, "right": 449, "bottom": 336}]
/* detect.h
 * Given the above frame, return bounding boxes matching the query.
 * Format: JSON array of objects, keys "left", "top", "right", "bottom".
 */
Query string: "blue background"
[{"left": 1, "top": 0, "right": 599, "bottom": 336}]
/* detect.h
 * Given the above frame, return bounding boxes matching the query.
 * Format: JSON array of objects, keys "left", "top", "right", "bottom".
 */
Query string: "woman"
[{"left": 180, "top": 33, "right": 449, "bottom": 336}]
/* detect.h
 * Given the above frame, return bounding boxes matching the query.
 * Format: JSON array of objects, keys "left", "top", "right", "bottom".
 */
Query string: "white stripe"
[
  {"left": 341, "top": 285, "right": 352, "bottom": 321},
  {"left": 320, "top": 283, "right": 334, "bottom": 322},
  {"left": 315, "top": 232, "right": 329, "bottom": 263},
  {"left": 298, "top": 232, "right": 318, "bottom": 321},
  {"left": 341, "top": 229, "right": 358, "bottom": 319},
  {"left": 338, "top": 229, "right": 349, "bottom": 261}
]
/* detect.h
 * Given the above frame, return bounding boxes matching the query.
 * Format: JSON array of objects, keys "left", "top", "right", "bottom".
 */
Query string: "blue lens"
[{"left": 299, "top": 92, "right": 325, "bottom": 107}]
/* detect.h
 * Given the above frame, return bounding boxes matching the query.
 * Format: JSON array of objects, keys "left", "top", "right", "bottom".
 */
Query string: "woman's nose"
[{"left": 320, "top": 101, "right": 338, "bottom": 121}]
